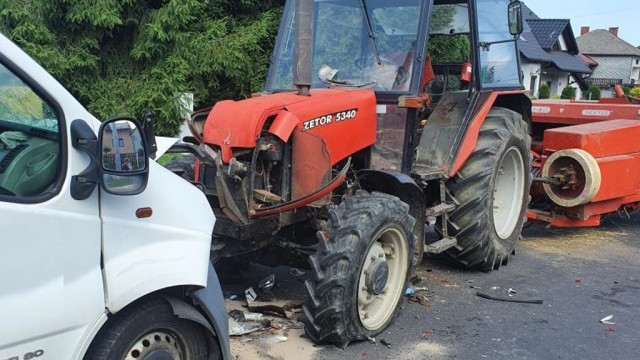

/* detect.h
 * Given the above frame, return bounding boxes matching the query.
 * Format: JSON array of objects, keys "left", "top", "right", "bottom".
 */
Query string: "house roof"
[
  {"left": 577, "top": 29, "right": 640, "bottom": 56},
  {"left": 527, "top": 19, "right": 576, "bottom": 52},
  {"left": 578, "top": 53, "right": 598, "bottom": 67},
  {"left": 518, "top": 4, "right": 591, "bottom": 74}
]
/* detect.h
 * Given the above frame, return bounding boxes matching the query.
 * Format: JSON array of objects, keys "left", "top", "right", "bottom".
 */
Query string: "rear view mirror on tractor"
[{"left": 508, "top": 1, "right": 524, "bottom": 35}]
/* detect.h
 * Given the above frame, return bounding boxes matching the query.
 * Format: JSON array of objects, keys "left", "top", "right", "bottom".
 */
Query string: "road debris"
[
  {"left": 408, "top": 293, "right": 430, "bottom": 307},
  {"left": 476, "top": 291, "right": 543, "bottom": 304},
  {"left": 405, "top": 287, "right": 416, "bottom": 296},
  {"left": 380, "top": 339, "right": 392, "bottom": 349},
  {"left": 229, "top": 317, "right": 268, "bottom": 336},
  {"left": 600, "top": 315, "right": 615, "bottom": 325},
  {"left": 290, "top": 268, "right": 306, "bottom": 277},
  {"left": 268, "top": 335, "right": 288, "bottom": 344},
  {"left": 245, "top": 287, "right": 258, "bottom": 303},
  {"left": 367, "top": 336, "right": 376, "bottom": 343},
  {"left": 508, "top": 288, "right": 517, "bottom": 294},
  {"left": 258, "top": 274, "right": 276, "bottom": 293},
  {"left": 604, "top": 327, "right": 616, "bottom": 332},
  {"left": 247, "top": 301, "right": 300, "bottom": 319}
]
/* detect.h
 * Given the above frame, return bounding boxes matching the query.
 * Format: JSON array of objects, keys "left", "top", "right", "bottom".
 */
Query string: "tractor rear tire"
[
  {"left": 442, "top": 107, "right": 531, "bottom": 271},
  {"left": 303, "top": 191, "right": 415, "bottom": 348}
]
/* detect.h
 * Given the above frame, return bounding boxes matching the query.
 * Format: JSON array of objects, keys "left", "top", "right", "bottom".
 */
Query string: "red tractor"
[{"left": 167, "top": 0, "right": 532, "bottom": 347}]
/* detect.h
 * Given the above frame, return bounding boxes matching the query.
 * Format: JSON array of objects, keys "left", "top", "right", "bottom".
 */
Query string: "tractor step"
[
  {"left": 425, "top": 203, "right": 456, "bottom": 217},
  {"left": 424, "top": 236, "right": 457, "bottom": 254}
]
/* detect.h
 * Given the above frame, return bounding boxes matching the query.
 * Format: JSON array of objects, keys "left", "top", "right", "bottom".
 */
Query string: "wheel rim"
[
  {"left": 493, "top": 146, "right": 525, "bottom": 240},
  {"left": 357, "top": 227, "right": 409, "bottom": 331},
  {"left": 125, "top": 330, "right": 184, "bottom": 360}
]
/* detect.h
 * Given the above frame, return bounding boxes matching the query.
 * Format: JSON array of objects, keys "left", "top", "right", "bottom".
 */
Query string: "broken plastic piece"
[
  {"left": 258, "top": 274, "right": 276, "bottom": 293},
  {"left": 380, "top": 339, "right": 391, "bottom": 349},
  {"left": 245, "top": 287, "right": 257, "bottom": 303},
  {"left": 290, "top": 268, "right": 305, "bottom": 277},
  {"left": 600, "top": 315, "right": 615, "bottom": 325}
]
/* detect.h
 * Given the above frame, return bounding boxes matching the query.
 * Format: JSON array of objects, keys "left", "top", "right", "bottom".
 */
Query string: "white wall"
[{"left": 521, "top": 61, "right": 542, "bottom": 97}]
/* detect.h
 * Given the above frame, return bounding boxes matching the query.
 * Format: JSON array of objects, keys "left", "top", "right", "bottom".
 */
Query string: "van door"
[{"left": 0, "top": 59, "right": 104, "bottom": 359}]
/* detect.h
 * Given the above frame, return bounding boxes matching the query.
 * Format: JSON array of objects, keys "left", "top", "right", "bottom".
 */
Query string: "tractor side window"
[
  {"left": 476, "top": 0, "right": 521, "bottom": 88},
  {"left": 0, "top": 62, "right": 61, "bottom": 200}
]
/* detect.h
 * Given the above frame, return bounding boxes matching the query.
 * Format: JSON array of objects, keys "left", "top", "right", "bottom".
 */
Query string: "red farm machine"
[
  {"left": 165, "top": 0, "right": 533, "bottom": 347},
  {"left": 528, "top": 86, "right": 640, "bottom": 227}
]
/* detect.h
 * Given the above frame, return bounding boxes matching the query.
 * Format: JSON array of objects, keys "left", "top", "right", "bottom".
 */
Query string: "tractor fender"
[
  {"left": 450, "top": 91, "right": 531, "bottom": 177},
  {"left": 356, "top": 170, "right": 426, "bottom": 221}
]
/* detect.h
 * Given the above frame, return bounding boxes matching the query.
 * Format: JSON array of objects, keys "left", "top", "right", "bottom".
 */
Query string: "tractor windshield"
[{"left": 266, "top": 0, "right": 425, "bottom": 92}]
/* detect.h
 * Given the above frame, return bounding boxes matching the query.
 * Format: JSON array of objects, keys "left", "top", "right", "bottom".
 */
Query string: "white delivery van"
[{"left": 0, "top": 33, "right": 230, "bottom": 360}]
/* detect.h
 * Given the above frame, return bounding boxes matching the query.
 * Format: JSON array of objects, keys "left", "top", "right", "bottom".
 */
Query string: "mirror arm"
[
  {"left": 70, "top": 119, "right": 99, "bottom": 200},
  {"left": 143, "top": 112, "right": 158, "bottom": 159}
]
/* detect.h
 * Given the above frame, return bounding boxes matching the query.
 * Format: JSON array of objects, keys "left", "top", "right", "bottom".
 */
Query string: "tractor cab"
[{"left": 266, "top": 0, "right": 525, "bottom": 173}]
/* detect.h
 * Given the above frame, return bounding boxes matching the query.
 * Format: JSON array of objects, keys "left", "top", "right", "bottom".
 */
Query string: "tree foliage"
[
  {"left": 630, "top": 86, "right": 640, "bottom": 98},
  {"left": 0, "top": 0, "right": 283, "bottom": 135},
  {"left": 560, "top": 86, "right": 576, "bottom": 100},
  {"left": 538, "top": 84, "right": 550, "bottom": 99},
  {"left": 585, "top": 84, "right": 601, "bottom": 100}
]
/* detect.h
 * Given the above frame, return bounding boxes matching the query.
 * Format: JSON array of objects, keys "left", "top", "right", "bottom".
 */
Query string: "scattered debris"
[
  {"left": 289, "top": 268, "right": 305, "bottom": 277},
  {"left": 228, "top": 317, "right": 268, "bottom": 336},
  {"left": 268, "top": 335, "right": 288, "bottom": 344},
  {"left": 470, "top": 285, "right": 481, "bottom": 290},
  {"left": 600, "top": 315, "right": 615, "bottom": 325},
  {"left": 508, "top": 288, "right": 517, "bottom": 294},
  {"left": 421, "top": 330, "right": 432, "bottom": 336},
  {"left": 380, "top": 339, "right": 392, "bottom": 349},
  {"left": 405, "top": 287, "right": 416, "bottom": 296},
  {"left": 575, "top": 279, "right": 582, "bottom": 284},
  {"left": 367, "top": 336, "right": 376, "bottom": 343},
  {"left": 244, "top": 312, "right": 265, "bottom": 322},
  {"left": 247, "top": 301, "right": 300, "bottom": 319},
  {"left": 604, "top": 327, "right": 616, "bottom": 332},
  {"left": 491, "top": 286, "right": 500, "bottom": 290},
  {"left": 228, "top": 294, "right": 238, "bottom": 300},
  {"left": 245, "top": 287, "right": 257, "bottom": 303},
  {"left": 408, "top": 293, "right": 430, "bottom": 307},
  {"left": 476, "top": 291, "right": 543, "bottom": 304},
  {"left": 258, "top": 274, "right": 276, "bottom": 293}
]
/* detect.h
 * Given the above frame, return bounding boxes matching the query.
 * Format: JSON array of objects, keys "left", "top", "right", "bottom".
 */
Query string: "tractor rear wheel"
[
  {"left": 442, "top": 107, "right": 531, "bottom": 271},
  {"left": 303, "top": 191, "right": 415, "bottom": 348}
]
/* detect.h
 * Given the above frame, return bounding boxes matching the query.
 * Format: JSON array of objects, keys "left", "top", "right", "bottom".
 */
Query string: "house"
[
  {"left": 518, "top": 4, "right": 592, "bottom": 98},
  {"left": 577, "top": 27, "right": 640, "bottom": 97}
]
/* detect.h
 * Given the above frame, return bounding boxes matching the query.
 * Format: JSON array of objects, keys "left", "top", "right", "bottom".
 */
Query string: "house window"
[
  {"left": 119, "top": 138, "right": 124, "bottom": 147},
  {"left": 636, "top": 59, "right": 639, "bottom": 65}
]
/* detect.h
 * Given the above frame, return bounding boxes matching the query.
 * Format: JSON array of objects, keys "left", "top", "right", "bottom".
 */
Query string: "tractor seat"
[{"left": 0, "top": 132, "right": 59, "bottom": 197}]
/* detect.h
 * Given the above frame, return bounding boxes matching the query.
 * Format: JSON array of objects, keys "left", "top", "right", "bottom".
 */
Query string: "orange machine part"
[
  {"left": 532, "top": 98, "right": 640, "bottom": 126},
  {"left": 537, "top": 119, "right": 640, "bottom": 227},
  {"left": 203, "top": 89, "right": 377, "bottom": 165}
]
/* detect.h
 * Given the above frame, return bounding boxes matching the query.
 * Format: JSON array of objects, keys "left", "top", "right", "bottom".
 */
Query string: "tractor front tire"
[
  {"left": 303, "top": 191, "right": 415, "bottom": 348},
  {"left": 443, "top": 107, "right": 531, "bottom": 271}
]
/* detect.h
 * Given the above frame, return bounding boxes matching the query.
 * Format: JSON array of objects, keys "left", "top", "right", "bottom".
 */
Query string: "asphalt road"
[{"left": 226, "top": 214, "right": 640, "bottom": 360}]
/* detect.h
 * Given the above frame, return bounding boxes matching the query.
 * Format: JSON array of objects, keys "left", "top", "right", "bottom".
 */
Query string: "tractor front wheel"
[
  {"left": 442, "top": 107, "right": 531, "bottom": 271},
  {"left": 303, "top": 191, "right": 415, "bottom": 348}
]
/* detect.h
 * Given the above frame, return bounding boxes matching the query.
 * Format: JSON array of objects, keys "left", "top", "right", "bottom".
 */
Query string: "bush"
[
  {"left": 622, "top": 85, "right": 631, "bottom": 96},
  {"left": 538, "top": 84, "right": 550, "bottom": 99},
  {"left": 630, "top": 87, "right": 640, "bottom": 98},
  {"left": 585, "top": 85, "right": 601, "bottom": 100},
  {"left": 561, "top": 86, "right": 576, "bottom": 99}
]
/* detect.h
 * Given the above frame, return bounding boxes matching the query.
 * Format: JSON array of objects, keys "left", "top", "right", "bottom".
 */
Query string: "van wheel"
[{"left": 85, "top": 298, "right": 215, "bottom": 360}]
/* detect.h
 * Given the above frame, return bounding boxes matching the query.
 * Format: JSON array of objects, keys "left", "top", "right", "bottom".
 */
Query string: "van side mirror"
[
  {"left": 99, "top": 117, "right": 149, "bottom": 195},
  {"left": 508, "top": 1, "right": 523, "bottom": 36}
]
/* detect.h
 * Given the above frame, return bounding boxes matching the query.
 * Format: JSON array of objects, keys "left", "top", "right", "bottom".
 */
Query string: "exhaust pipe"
[{"left": 294, "top": 0, "right": 313, "bottom": 96}]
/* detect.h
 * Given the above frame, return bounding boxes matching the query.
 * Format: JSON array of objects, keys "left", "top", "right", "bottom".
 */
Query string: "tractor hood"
[{"left": 202, "top": 88, "right": 377, "bottom": 164}]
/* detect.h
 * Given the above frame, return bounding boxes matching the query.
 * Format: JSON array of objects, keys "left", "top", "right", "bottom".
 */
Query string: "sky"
[{"left": 523, "top": 0, "right": 640, "bottom": 47}]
